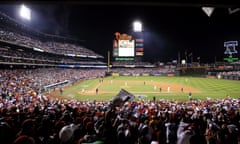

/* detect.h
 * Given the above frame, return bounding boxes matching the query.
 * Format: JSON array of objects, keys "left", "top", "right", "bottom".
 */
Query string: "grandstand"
[{"left": 0, "top": 12, "right": 106, "bottom": 69}]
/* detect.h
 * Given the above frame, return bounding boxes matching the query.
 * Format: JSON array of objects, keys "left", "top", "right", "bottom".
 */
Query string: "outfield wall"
[
  {"left": 180, "top": 67, "right": 206, "bottom": 77},
  {"left": 216, "top": 74, "right": 240, "bottom": 80},
  {"left": 111, "top": 67, "right": 207, "bottom": 77},
  {"left": 208, "top": 71, "right": 240, "bottom": 80},
  {"left": 109, "top": 71, "right": 180, "bottom": 76}
]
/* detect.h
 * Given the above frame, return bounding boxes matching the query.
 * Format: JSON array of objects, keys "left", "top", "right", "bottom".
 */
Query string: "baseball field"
[{"left": 49, "top": 76, "right": 240, "bottom": 101}]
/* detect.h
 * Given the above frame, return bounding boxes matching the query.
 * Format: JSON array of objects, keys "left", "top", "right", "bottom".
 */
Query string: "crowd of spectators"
[
  {"left": 0, "top": 12, "right": 103, "bottom": 58},
  {"left": 0, "top": 46, "right": 105, "bottom": 65},
  {"left": 0, "top": 91, "right": 239, "bottom": 144},
  {"left": 0, "top": 27, "right": 102, "bottom": 58},
  {"left": 0, "top": 68, "right": 106, "bottom": 99},
  {"left": 0, "top": 68, "right": 239, "bottom": 144},
  {"left": 216, "top": 71, "right": 240, "bottom": 80},
  {"left": 218, "top": 71, "right": 240, "bottom": 77}
]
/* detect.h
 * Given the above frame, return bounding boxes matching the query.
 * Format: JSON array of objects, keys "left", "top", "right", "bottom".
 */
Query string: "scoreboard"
[
  {"left": 113, "top": 32, "right": 144, "bottom": 61},
  {"left": 113, "top": 39, "right": 135, "bottom": 57},
  {"left": 135, "top": 38, "right": 144, "bottom": 56}
]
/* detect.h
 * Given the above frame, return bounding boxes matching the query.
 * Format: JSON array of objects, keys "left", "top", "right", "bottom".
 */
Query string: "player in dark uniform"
[{"left": 96, "top": 88, "right": 99, "bottom": 95}]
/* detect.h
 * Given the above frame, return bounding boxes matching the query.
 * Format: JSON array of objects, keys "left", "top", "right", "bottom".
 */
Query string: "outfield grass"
[{"left": 58, "top": 76, "right": 240, "bottom": 101}]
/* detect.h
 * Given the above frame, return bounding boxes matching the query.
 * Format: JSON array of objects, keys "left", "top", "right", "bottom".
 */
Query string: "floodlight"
[
  {"left": 133, "top": 21, "right": 142, "bottom": 32},
  {"left": 20, "top": 4, "right": 31, "bottom": 20}
]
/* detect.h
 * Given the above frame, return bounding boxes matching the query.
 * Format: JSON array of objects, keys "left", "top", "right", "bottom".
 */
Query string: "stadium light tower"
[
  {"left": 19, "top": 4, "right": 31, "bottom": 21},
  {"left": 133, "top": 21, "right": 142, "bottom": 32}
]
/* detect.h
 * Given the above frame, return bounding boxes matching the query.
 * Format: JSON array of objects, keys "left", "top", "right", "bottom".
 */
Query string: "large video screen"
[{"left": 118, "top": 40, "right": 135, "bottom": 57}]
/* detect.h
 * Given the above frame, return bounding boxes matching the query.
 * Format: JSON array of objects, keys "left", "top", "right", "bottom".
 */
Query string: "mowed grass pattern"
[{"left": 60, "top": 76, "right": 240, "bottom": 101}]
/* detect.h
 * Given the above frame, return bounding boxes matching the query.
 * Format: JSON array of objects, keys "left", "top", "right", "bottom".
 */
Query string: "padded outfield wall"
[{"left": 109, "top": 71, "right": 180, "bottom": 77}]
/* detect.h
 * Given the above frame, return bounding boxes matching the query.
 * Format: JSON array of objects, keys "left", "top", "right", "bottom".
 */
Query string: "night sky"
[{"left": 0, "top": 2, "right": 240, "bottom": 63}]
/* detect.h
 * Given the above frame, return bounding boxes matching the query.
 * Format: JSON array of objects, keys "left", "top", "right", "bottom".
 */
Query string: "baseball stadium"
[{"left": 0, "top": 3, "right": 240, "bottom": 144}]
